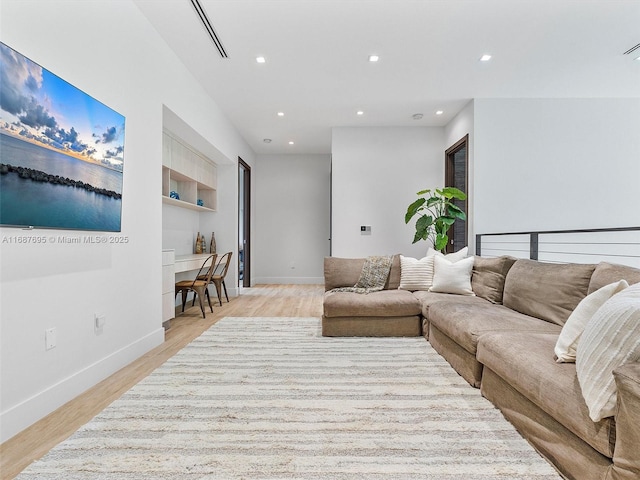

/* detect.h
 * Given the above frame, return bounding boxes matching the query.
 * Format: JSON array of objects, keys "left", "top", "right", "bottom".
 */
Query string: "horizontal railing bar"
[
  {"left": 478, "top": 226, "right": 640, "bottom": 237},
  {"left": 481, "top": 240, "right": 530, "bottom": 242},
  {"left": 539, "top": 242, "right": 639, "bottom": 246},
  {"left": 538, "top": 251, "right": 640, "bottom": 258}
]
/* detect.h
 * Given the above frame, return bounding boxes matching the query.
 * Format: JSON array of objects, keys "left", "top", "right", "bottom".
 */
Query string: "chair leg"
[
  {"left": 222, "top": 280, "right": 229, "bottom": 302},
  {"left": 205, "top": 286, "right": 213, "bottom": 313},
  {"left": 191, "top": 281, "right": 203, "bottom": 306},
  {"left": 194, "top": 286, "right": 206, "bottom": 318},
  {"left": 213, "top": 280, "right": 223, "bottom": 306},
  {"left": 180, "top": 289, "right": 188, "bottom": 312}
]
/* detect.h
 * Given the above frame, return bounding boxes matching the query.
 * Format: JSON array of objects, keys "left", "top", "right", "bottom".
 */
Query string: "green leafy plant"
[{"left": 404, "top": 187, "right": 467, "bottom": 251}]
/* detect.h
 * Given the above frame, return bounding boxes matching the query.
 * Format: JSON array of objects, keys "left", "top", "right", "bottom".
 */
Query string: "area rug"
[{"left": 18, "top": 317, "right": 562, "bottom": 479}]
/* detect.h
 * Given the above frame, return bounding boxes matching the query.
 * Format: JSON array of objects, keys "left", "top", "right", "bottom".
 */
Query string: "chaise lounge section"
[{"left": 322, "top": 255, "right": 422, "bottom": 336}]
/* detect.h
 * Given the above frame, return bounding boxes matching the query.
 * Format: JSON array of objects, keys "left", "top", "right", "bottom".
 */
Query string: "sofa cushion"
[
  {"left": 471, "top": 255, "right": 517, "bottom": 304},
  {"left": 413, "top": 291, "right": 489, "bottom": 318},
  {"left": 398, "top": 248, "right": 469, "bottom": 292},
  {"left": 323, "top": 289, "right": 421, "bottom": 318},
  {"left": 429, "top": 255, "right": 475, "bottom": 295},
  {"left": 588, "top": 262, "right": 640, "bottom": 294},
  {"left": 612, "top": 363, "right": 640, "bottom": 476},
  {"left": 477, "top": 332, "right": 615, "bottom": 458},
  {"left": 576, "top": 282, "right": 640, "bottom": 422},
  {"left": 324, "top": 255, "right": 400, "bottom": 291},
  {"left": 555, "top": 280, "right": 628, "bottom": 363},
  {"left": 503, "top": 259, "right": 595, "bottom": 326},
  {"left": 427, "top": 301, "right": 561, "bottom": 355},
  {"left": 427, "top": 246, "right": 469, "bottom": 262},
  {"left": 398, "top": 255, "right": 435, "bottom": 291}
]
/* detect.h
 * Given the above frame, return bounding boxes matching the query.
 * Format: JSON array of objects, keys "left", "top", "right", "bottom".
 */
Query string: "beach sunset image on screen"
[{"left": 0, "top": 42, "right": 125, "bottom": 232}]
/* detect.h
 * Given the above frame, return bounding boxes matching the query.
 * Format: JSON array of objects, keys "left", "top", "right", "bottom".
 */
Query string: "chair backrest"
[
  {"left": 191, "top": 254, "right": 217, "bottom": 287},
  {"left": 214, "top": 251, "right": 233, "bottom": 278}
]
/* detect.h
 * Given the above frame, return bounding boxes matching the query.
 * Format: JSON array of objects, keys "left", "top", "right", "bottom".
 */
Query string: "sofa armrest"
[{"left": 609, "top": 362, "right": 640, "bottom": 480}]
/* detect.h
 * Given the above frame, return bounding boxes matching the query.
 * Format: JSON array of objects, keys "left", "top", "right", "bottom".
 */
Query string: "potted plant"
[{"left": 404, "top": 187, "right": 467, "bottom": 252}]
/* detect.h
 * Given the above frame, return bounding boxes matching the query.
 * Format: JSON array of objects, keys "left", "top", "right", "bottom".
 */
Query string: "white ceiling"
[{"left": 133, "top": 0, "right": 640, "bottom": 155}]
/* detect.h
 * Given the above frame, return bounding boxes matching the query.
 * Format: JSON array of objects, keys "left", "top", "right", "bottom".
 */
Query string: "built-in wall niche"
[{"left": 162, "top": 131, "right": 217, "bottom": 212}]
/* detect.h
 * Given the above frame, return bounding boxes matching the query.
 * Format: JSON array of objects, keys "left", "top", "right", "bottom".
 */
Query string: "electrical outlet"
[{"left": 45, "top": 327, "right": 56, "bottom": 350}]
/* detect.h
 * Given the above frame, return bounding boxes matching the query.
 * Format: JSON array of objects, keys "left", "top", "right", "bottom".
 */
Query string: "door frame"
[
  {"left": 444, "top": 134, "right": 469, "bottom": 253},
  {"left": 238, "top": 158, "right": 251, "bottom": 288}
]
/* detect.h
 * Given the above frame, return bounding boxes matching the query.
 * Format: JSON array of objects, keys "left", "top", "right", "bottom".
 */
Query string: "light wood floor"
[{"left": 0, "top": 285, "right": 324, "bottom": 480}]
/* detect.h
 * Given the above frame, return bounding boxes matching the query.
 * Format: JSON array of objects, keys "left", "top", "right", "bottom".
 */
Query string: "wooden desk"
[
  {"left": 174, "top": 253, "right": 213, "bottom": 273},
  {"left": 163, "top": 253, "right": 218, "bottom": 324}
]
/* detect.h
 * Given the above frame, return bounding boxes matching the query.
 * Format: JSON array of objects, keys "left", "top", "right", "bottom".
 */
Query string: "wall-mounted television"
[{"left": 0, "top": 42, "right": 125, "bottom": 232}]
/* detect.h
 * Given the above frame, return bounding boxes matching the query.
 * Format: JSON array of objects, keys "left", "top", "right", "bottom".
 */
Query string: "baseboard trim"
[{"left": 0, "top": 327, "right": 165, "bottom": 443}]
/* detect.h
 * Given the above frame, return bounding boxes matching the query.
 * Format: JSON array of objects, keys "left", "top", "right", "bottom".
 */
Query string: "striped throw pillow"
[
  {"left": 399, "top": 255, "right": 436, "bottom": 291},
  {"left": 576, "top": 282, "right": 640, "bottom": 422}
]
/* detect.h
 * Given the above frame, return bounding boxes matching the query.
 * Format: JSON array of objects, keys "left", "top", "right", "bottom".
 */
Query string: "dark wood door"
[
  {"left": 238, "top": 158, "right": 251, "bottom": 288},
  {"left": 445, "top": 135, "right": 468, "bottom": 254}
]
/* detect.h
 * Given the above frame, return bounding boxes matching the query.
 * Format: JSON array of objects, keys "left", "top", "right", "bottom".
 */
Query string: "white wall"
[
  {"left": 444, "top": 100, "right": 475, "bottom": 253},
  {"left": 473, "top": 98, "right": 640, "bottom": 234},
  {"left": 331, "top": 127, "right": 445, "bottom": 258},
  {"left": 254, "top": 154, "right": 331, "bottom": 284},
  {"left": 163, "top": 205, "right": 201, "bottom": 256},
  {"left": 0, "top": 0, "right": 254, "bottom": 441}
]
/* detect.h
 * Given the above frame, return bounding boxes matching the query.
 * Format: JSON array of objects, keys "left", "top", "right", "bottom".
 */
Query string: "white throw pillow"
[
  {"left": 400, "top": 247, "right": 469, "bottom": 292},
  {"left": 399, "top": 255, "right": 436, "bottom": 291},
  {"left": 555, "top": 280, "right": 628, "bottom": 363},
  {"left": 427, "top": 246, "right": 468, "bottom": 263},
  {"left": 576, "top": 282, "right": 640, "bottom": 422},
  {"left": 429, "top": 255, "right": 475, "bottom": 295}
]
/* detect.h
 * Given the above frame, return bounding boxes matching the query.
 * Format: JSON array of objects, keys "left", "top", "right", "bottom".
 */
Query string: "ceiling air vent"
[
  {"left": 190, "top": 0, "right": 228, "bottom": 58},
  {"left": 623, "top": 43, "right": 640, "bottom": 55}
]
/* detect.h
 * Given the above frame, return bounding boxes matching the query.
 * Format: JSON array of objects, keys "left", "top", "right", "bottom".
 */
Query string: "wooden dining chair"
[
  {"left": 175, "top": 254, "right": 216, "bottom": 318},
  {"left": 192, "top": 251, "right": 233, "bottom": 307},
  {"left": 211, "top": 251, "right": 233, "bottom": 306}
]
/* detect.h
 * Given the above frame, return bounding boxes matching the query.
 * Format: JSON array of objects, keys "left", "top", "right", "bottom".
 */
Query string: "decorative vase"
[
  {"left": 195, "top": 232, "right": 202, "bottom": 254},
  {"left": 210, "top": 232, "right": 216, "bottom": 254}
]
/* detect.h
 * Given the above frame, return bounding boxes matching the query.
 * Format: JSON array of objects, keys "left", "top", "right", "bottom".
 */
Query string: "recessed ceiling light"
[
  {"left": 635, "top": 55, "right": 640, "bottom": 61},
  {"left": 435, "top": 110, "right": 444, "bottom": 115},
  {"left": 263, "top": 138, "right": 272, "bottom": 143},
  {"left": 256, "top": 56, "right": 266, "bottom": 63},
  {"left": 357, "top": 111, "right": 364, "bottom": 116},
  {"left": 368, "top": 55, "right": 379, "bottom": 62},
  {"left": 277, "top": 112, "right": 284, "bottom": 116},
  {"left": 288, "top": 141, "right": 294, "bottom": 145},
  {"left": 480, "top": 54, "right": 492, "bottom": 62},
  {"left": 412, "top": 113, "right": 423, "bottom": 120}
]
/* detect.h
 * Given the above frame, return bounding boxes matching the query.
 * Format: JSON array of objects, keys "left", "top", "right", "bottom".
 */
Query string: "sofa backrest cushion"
[
  {"left": 503, "top": 259, "right": 595, "bottom": 326},
  {"left": 324, "top": 255, "right": 400, "bottom": 291},
  {"left": 587, "top": 262, "right": 640, "bottom": 294},
  {"left": 471, "top": 255, "right": 517, "bottom": 304}
]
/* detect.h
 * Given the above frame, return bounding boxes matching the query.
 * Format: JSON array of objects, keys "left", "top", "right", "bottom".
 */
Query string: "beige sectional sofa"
[{"left": 322, "top": 255, "right": 640, "bottom": 480}]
